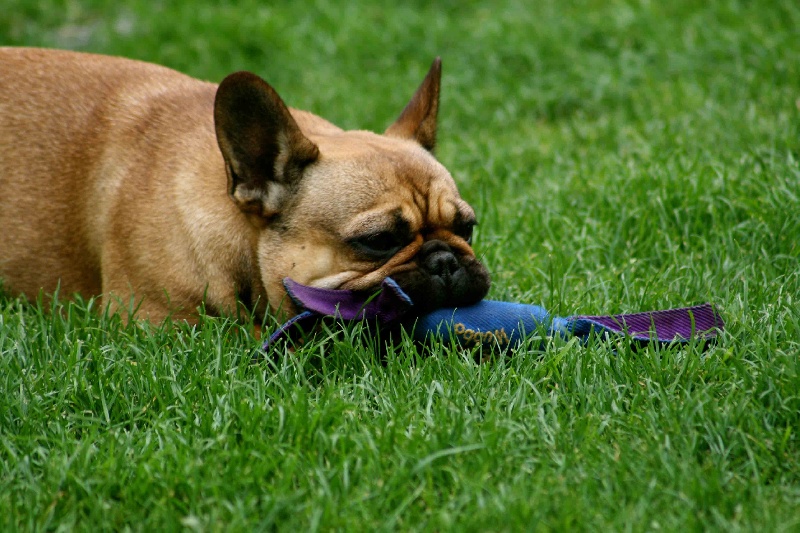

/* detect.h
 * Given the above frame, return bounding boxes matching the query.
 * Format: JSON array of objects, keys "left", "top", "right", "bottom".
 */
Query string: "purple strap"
[
  {"left": 283, "top": 277, "right": 413, "bottom": 322},
  {"left": 567, "top": 304, "right": 724, "bottom": 342},
  {"left": 264, "top": 310, "right": 318, "bottom": 350},
  {"left": 262, "top": 277, "right": 414, "bottom": 352}
]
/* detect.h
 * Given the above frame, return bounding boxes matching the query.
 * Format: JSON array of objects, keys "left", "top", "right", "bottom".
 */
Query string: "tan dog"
[{"left": 0, "top": 48, "right": 490, "bottom": 323}]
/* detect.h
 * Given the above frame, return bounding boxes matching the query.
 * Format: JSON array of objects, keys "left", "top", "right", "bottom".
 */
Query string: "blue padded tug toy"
[{"left": 262, "top": 278, "right": 724, "bottom": 353}]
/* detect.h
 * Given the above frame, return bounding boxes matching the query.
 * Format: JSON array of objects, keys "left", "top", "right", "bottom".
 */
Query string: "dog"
[{"left": 0, "top": 48, "right": 490, "bottom": 324}]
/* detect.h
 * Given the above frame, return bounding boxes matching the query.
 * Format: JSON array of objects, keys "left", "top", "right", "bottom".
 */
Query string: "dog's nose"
[
  {"left": 420, "top": 240, "right": 460, "bottom": 278},
  {"left": 425, "top": 250, "right": 459, "bottom": 277}
]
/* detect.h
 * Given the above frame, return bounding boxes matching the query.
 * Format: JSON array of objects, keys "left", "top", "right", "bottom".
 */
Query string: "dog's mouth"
[
  {"left": 388, "top": 239, "right": 491, "bottom": 313},
  {"left": 338, "top": 231, "right": 491, "bottom": 313}
]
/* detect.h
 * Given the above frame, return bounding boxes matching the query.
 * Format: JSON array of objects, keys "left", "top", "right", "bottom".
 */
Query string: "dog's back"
[{"left": 0, "top": 48, "right": 219, "bottom": 301}]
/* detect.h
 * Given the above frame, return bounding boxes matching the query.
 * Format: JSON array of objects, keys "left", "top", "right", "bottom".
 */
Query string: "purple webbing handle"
[
  {"left": 568, "top": 304, "right": 725, "bottom": 343},
  {"left": 263, "top": 277, "right": 413, "bottom": 350}
]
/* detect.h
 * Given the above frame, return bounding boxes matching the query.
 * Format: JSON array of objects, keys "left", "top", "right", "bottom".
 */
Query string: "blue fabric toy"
[{"left": 262, "top": 278, "right": 724, "bottom": 353}]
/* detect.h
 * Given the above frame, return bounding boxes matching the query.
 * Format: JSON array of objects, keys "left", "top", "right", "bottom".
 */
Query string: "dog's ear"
[
  {"left": 385, "top": 57, "right": 441, "bottom": 152},
  {"left": 214, "top": 72, "right": 319, "bottom": 218}
]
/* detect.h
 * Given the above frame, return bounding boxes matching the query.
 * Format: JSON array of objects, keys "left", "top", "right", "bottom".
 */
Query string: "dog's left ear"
[
  {"left": 385, "top": 57, "right": 441, "bottom": 152},
  {"left": 214, "top": 72, "right": 319, "bottom": 218}
]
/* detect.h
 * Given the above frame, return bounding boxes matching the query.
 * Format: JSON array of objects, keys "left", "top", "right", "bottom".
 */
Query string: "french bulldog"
[{"left": 0, "top": 48, "right": 490, "bottom": 323}]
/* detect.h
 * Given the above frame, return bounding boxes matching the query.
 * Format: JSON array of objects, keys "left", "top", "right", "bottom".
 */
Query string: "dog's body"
[{"left": 0, "top": 48, "right": 490, "bottom": 322}]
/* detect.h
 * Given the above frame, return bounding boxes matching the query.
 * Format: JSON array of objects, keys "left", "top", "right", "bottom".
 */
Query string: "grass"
[{"left": 2, "top": 0, "right": 800, "bottom": 530}]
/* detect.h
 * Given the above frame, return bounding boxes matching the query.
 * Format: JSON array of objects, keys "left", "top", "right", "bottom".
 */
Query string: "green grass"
[{"left": 2, "top": 0, "right": 800, "bottom": 530}]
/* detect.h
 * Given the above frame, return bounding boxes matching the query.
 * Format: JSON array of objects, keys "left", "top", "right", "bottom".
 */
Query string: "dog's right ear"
[
  {"left": 385, "top": 57, "right": 441, "bottom": 153},
  {"left": 214, "top": 72, "right": 319, "bottom": 218}
]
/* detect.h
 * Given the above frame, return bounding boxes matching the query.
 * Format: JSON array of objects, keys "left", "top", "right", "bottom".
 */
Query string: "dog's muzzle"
[{"left": 391, "top": 238, "right": 491, "bottom": 313}]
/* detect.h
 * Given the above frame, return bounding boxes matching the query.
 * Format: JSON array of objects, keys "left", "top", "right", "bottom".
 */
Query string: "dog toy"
[{"left": 262, "top": 278, "right": 724, "bottom": 353}]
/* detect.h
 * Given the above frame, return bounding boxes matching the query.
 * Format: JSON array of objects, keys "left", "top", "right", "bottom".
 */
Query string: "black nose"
[
  {"left": 420, "top": 240, "right": 460, "bottom": 278},
  {"left": 425, "top": 250, "right": 459, "bottom": 277}
]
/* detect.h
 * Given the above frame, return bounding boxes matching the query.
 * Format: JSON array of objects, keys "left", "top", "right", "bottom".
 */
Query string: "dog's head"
[{"left": 214, "top": 59, "right": 490, "bottom": 316}]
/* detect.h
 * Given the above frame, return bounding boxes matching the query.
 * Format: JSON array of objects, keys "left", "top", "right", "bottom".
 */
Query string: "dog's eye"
[
  {"left": 456, "top": 221, "right": 475, "bottom": 244},
  {"left": 349, "top": 231, "right": 404, "bottom": 259}
]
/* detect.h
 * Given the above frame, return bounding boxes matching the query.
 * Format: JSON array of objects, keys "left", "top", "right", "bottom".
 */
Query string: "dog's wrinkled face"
[
  {"left": 214, "top": 59, "right": 490, "bottom": 316},
  {"left": 260, "top": 133, "right": 492, "bottom": 314}
]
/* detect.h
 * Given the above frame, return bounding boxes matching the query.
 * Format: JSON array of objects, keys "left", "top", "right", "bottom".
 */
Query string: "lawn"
[{"left": 2, "top": 0, "right": 800, "bottom": 530}]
